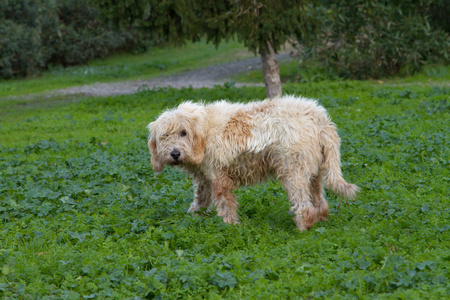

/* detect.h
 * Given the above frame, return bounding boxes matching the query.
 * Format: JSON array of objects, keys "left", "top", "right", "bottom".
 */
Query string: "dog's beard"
[{"left": 169, "top": 158, "right": 183, "bottom": 166}]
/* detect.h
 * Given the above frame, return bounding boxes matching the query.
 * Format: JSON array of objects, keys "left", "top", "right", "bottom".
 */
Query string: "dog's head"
[{"left": 147, "top": 102, "right": 207, "bottom": 172}]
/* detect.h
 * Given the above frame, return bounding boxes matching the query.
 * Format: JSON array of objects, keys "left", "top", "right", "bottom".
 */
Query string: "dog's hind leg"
[
  {"left": 212, "top": 175, "right": 239, "bottom": 224},
  {"left": 310, "top": 174, "right": 329, "bottom": 222},
  {"left": 280, "top": 161, "right": 318, "bottom": 231}
]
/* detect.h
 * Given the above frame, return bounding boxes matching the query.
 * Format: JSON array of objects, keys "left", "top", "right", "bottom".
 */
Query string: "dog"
[{"left": 147, "top": 95, "right": 359, "bottom": 231}]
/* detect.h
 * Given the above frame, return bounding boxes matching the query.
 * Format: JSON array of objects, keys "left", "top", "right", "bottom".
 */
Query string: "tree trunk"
[{"left": 259, "top": 41, "right": 282, "bottom": 99}]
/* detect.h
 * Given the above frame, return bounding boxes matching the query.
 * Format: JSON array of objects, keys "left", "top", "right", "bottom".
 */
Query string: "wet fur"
[{"left": 147, "top": 95, "right": 359, "bottom": 231}]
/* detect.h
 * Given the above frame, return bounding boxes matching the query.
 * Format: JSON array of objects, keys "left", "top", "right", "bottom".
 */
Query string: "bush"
[
  {"left": 0, "top": 0, "right": 53, "bottom": 78},
  {"left": 303, "top": 0, "right": 450, "bottom": 79},
  {"left": 0, "top": 0, "right": 149, "bottom": 79},
  {"left": 51, "top": 0, "right": 148, "bottom": 66},
  {"left": 0, "top": 20, "right": 43, "bottom": 78}
]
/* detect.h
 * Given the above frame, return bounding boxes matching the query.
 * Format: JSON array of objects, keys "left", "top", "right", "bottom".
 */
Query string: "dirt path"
[{"left": 43, "top": 52, "right": 292, "bottom": 98}]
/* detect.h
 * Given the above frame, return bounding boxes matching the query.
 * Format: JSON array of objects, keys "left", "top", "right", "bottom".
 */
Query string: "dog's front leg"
[
  {"left": 188, "top": 178, "right": 213, "bottom": 213},
  {"left": 212, "top": 175, "right": 239, "bottom": 224}
]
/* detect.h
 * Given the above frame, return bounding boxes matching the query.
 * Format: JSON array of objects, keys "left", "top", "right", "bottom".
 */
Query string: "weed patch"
[{"left": 0, "top": 82, "right": 448, "bottom": 298}]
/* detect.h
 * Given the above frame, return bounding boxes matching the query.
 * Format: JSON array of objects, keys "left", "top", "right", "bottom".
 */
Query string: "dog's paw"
[
  {"left": 187, "top": 206, "right": 199, "bottom": 213},
  {"left": 188, "top": 206, "right": 211, "bottom": 217},
  {"left": 222, "top": 216, "right": 240, "bottom": 225}
]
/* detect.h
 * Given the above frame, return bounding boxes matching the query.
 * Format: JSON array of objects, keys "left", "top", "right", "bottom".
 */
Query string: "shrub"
[
  {"left": 303, "top": 0, "right": 450, "bottom": 79},
  {"left": 0, "top": 0, "right": 53, "bottom": 78},
  {"left": 50, "top": 0, "right": 148, "bottom": 67},
  {"left": 0, "top": 0, "right": 149, "bottom": 79},
  {"left": 0, "top": 20, "right": 43, "bottom": 78}
]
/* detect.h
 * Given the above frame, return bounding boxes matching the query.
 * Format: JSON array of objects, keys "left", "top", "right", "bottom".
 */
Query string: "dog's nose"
[{"left": 170, "top": 149, "right": 181, "bottom": 160}]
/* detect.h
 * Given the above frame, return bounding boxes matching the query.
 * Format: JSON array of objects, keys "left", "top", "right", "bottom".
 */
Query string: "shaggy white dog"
[{"left": 147, "top": 95, "right": 359, "bottom": 231}]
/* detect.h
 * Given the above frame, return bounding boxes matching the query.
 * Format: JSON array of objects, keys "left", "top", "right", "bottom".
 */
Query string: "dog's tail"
[{"left": 321, "top": 125, "right": 359, "bottom": 200}]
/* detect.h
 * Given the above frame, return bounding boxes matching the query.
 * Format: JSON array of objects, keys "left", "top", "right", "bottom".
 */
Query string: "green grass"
[
  {"left": 0, "top": 40, "right": 252, "bottom": 98},
  {"left": 0, "top": 74, "right": 449, "bottom": 298},
  {"left": 235, "top": 59, "right": 450, "bottom": 87}
]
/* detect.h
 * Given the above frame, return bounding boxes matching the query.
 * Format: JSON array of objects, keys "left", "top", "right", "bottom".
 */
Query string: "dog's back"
[{"left": 203, "top": 95, "right": 333, "bottom": 185}]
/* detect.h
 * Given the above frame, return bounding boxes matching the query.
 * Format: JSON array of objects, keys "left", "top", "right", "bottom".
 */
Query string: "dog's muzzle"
[{"left": 170, "top": 149, "right": 181, "bottom": 162}]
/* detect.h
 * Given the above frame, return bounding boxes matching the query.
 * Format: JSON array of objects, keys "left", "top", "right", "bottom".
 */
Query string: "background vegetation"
[
  {"left": 302, "top": 0, "right": 449, "bottom": 79},
  {"left": 1, "top": 69, "right": 448, "bottom": 297},
  {"left": 0, "top": 0, "right": 147, "bottom": 79},
  {"left": 0, "top": 39, "right": 250, "bottom": 98},
  {"left": 1, "top": 0, "right": 448, "bottom": 81}
]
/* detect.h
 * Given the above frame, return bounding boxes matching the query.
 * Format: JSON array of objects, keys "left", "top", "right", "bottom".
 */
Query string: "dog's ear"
[
  {"left": 148, "top": 138, "right": 164, "bottom": 173},
  {"left": 191, "top": 128, "right": 206, "bottom": 165},
  {"left": 147, "top": 123, "right": 164, "bottom": 173}
]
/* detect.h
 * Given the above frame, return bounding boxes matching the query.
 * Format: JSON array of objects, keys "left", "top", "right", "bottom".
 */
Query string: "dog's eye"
[{"left": 180, "top": 130, "right": 187, "bottom": 137}]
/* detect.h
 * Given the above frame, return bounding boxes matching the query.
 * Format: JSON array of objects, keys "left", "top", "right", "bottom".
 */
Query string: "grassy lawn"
[
  {"left": 0, "top": 64, "right": 449, "bottom": 297},
  {"left": 235, "top": 59, "right": 450, "bottom": 87},
  {"left": 0, "top": 40, "right": 252, "bottom": 98}
]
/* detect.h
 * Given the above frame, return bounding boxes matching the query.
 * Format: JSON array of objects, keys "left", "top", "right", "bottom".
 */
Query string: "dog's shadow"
[{"left": 228, "top": 183, "right": 301, "bottom": 232}]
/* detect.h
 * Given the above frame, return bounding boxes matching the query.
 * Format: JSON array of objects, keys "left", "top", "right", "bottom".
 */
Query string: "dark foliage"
[
  {"left": 302, "top": 0, "right": 449, "bottom": 79},
  {"left": 0, "top": 0, "right": 149, "bottom": 79},
  {"left": 93, "top": 0, "right": 308, "bottom": 54}
]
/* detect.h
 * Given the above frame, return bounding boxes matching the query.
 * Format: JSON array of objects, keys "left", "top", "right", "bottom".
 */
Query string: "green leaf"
[{"left": 211, "top": 272, "right": 237, "bottom": 289}]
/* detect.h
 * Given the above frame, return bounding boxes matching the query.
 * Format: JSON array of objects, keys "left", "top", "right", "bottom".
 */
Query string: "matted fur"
[{"left": 147, "top": 95, "right": 359, "bottom": 231}]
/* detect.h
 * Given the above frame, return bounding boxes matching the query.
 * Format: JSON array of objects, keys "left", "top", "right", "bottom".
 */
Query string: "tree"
[{"left": 92, "top": 0, "right": 309, "bottom": 98}]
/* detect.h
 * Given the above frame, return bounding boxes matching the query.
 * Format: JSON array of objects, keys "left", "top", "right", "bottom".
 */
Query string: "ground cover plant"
[{"left": 0, "top": 75, "right": 449, "bottom": 298}]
